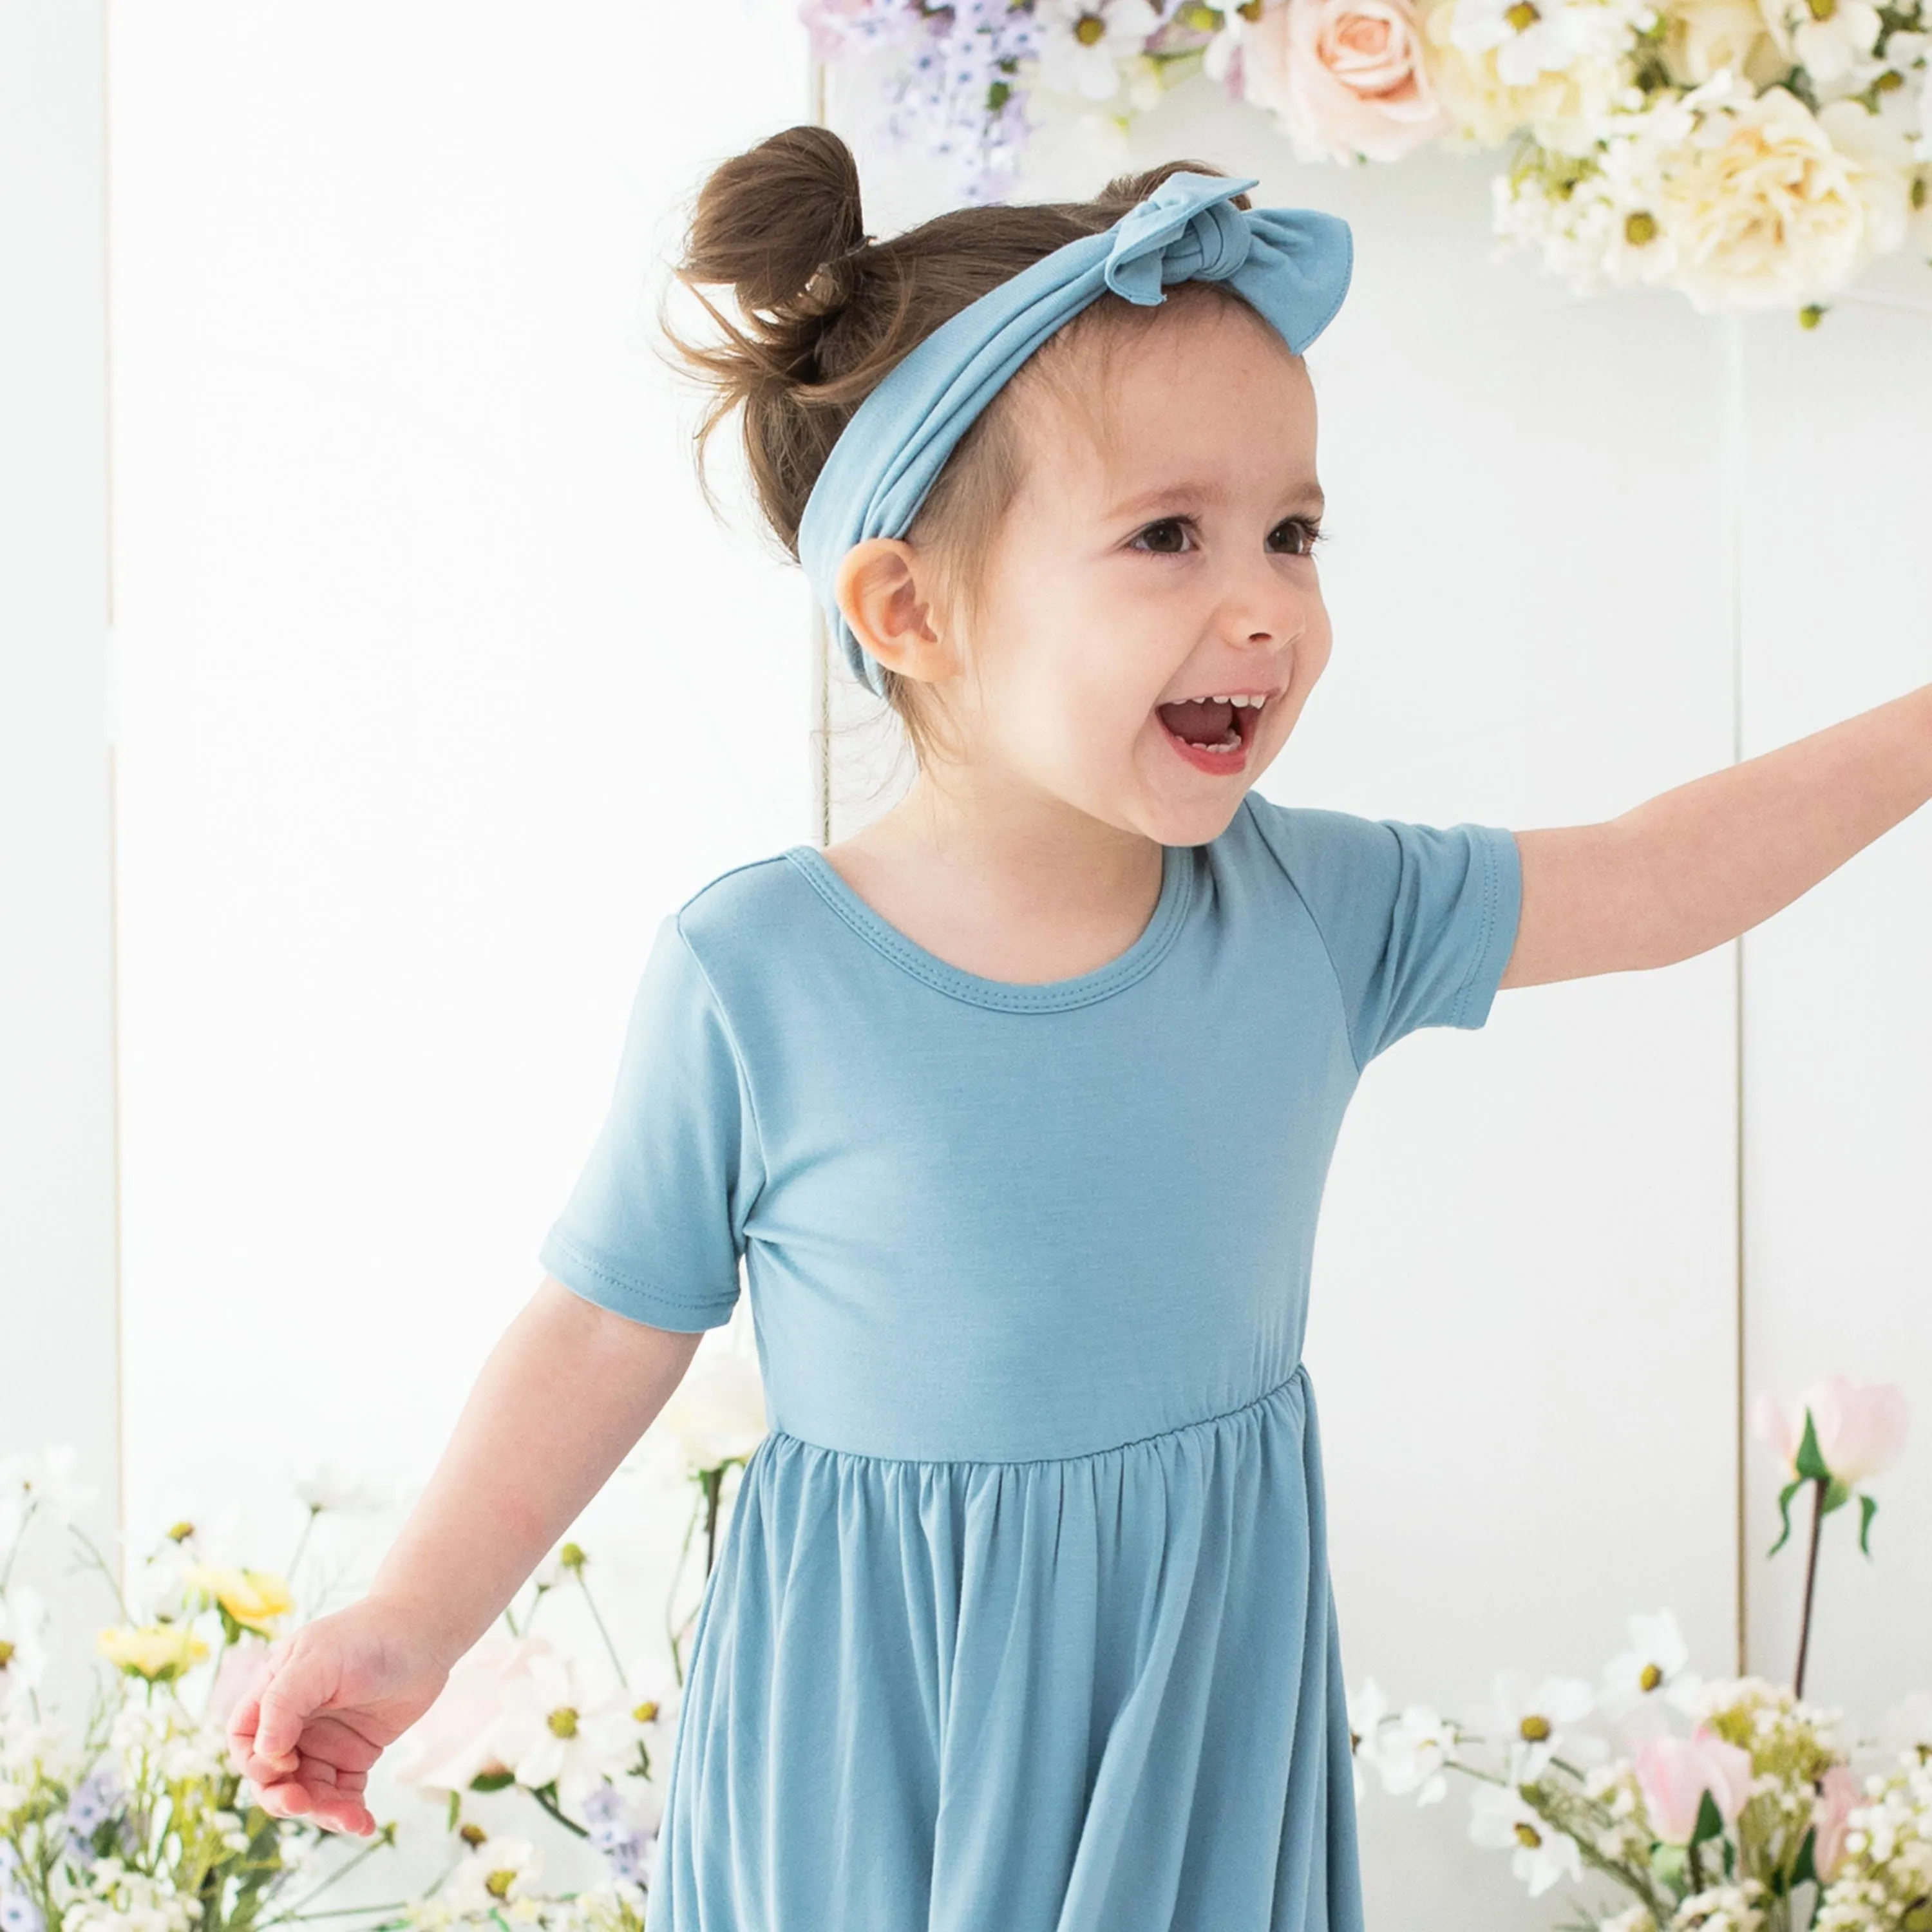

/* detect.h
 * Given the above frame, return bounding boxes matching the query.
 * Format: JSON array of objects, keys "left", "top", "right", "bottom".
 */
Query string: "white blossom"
[
  {"left": 1374, "top": 1702, "right": 1459, "bottom": 1804},
  {"left": 1032, "top": 0, "right": 1169, "bottom": 100},
  {"left": 1468, "top": 1781, "right": 1586, "bottom": 1895}
]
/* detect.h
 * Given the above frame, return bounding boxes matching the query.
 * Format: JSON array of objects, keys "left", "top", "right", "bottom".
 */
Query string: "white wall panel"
[
  {"left": 0, "top": 0, "right": 120, "bottom": 1713},
  {"left": 1735, "top": 281, "right": 1932, "bottom": 1717},
  {"left": 109, "top": 2, "right": 813, "bottom": 1660}
]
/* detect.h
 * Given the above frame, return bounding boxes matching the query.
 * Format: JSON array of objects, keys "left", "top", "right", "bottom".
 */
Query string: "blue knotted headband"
[{"left": 795, "top": 169, "right": 1354, "bottom": 699}]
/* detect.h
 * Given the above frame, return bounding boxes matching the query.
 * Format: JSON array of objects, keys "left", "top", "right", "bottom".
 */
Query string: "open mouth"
[{"left": 1154, "top": 690, "right": 1269, "bottom": 770}]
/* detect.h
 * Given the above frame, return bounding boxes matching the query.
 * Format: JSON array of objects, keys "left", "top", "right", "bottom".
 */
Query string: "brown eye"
[
  {"left": 1132, "top": 518, "right": 1191, "bottom": 554},
  {"left": 1271, "top": 518, "right": 1325, "bottom": 556}
]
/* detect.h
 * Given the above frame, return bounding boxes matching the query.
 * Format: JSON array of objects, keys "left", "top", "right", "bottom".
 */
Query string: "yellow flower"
[
  {"left": 97, "top": 1623, "right": 210, "bottom": 1680},
  {"left": 181, "top": 1562, "right": 296, "bottom": 1632}
]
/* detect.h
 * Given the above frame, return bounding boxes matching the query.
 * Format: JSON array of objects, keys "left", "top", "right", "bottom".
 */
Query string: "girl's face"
[{"left": 952, "top": 294, "right": 1332, "bottom": 849}]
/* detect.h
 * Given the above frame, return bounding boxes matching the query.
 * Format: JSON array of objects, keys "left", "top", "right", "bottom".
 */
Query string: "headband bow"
[{"left": 796, "top": 170, "right": 1353, "bottom": 698}]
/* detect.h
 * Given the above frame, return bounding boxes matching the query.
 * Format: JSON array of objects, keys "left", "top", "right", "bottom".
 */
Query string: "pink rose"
[
  {"left": 1812, "top": 1763, "right": 1862, "bottom": 1880},
  {"left": 1750, "top": 1374, "right": 1908, "bottom": 1487},
  {"left": 1633, "top": 1729, "right": 1756, "bottom": 1845},
  {"left": 1241, "top": 0, "right": 1450, "bottom": 164}
]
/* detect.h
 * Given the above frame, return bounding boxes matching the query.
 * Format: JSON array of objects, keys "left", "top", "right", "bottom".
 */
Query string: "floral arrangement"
[
  {"left": 1349, "top": 1372, "right": 1929, "bottom": 1931},
  {"left": 800, "top": 0, "right": 1932, "bottom": 319},
  {"left": 0, "top": 1344, "right": 769, "bottom": 1932}
]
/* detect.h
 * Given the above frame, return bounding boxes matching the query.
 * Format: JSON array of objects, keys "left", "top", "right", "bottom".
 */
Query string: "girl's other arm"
[
  {"left": 1499, "top": 681, "right": 1932, "bottom": 989},
  {"left": 223, "top": 1277, "right": 702, "bottom": 1833}
]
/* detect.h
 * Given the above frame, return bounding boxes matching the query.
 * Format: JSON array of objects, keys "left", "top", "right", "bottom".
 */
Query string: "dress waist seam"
[{"left": 761, "top": 1359, "right": 1309, "bottom": 1471}]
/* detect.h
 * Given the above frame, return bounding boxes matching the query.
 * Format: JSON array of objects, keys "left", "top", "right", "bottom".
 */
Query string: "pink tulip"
[
  {"left": 1751, "top": 1375, "right": 1909, "bottom": 1486},
  {"left": 1812, "top": 1763, "right": 1862, "bottom": 1879},
  {"left": 206, "top": 1640, "right": 272, "bottom": 1730},
  {"left": 390, "top": 1627, "right": 555, "bottom": 1794},
  {"left": 1633, "top": 1730, "right": 1756, "bottom": 1845}
]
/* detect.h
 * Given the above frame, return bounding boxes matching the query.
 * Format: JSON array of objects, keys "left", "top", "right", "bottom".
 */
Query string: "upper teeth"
[{"left": 1189, "top": 693, "right": 1265, "bottom": 706}]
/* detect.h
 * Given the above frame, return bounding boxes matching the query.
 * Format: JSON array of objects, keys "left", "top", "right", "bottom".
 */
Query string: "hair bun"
[{"left": 680, "top": 124, "right": 867, "bottom": 315}]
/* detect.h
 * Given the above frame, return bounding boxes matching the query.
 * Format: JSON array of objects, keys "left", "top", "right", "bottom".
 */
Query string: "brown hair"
[{"left": 652, "top": 124, "right": 1253, "bottom": 772}]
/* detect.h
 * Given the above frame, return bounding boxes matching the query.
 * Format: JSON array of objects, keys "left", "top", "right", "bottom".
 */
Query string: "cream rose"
[
  {"left": 1242, "top": 0, "right": 1452, "bottom": 162},
  {"left": 1656, "top": 77, "right": 1911, "bottom": 308},
  {"left": 1658, "top": 0, "right": 1785, "bottom": 84}
]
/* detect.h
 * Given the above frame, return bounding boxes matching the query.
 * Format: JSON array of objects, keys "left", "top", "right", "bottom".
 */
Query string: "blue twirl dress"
[{"left": 538, "top": 791, "right": 1522, "bottom": 1932}]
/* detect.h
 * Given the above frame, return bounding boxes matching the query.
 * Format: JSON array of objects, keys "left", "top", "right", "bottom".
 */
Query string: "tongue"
[{"left": 1158, "top": 698, "right": 1235, "bottom": 746}]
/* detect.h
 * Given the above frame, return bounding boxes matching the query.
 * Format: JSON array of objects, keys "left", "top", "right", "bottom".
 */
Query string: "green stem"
[
  {"left": 1794, "top": 1476, "right": 1826, "bottom": 1700},
  {"left": 64, "top": 1517, "right": 136, "bottom": 1623},
  {"left": 281, "top": 1905, "right": 414, "bottom": 1920},
  {"left": 576, "top": 1572, "right": 628, "bottom": 1692},
  {"left": 0, "top": 1501, "right": 34, "bottom": 1595},
  {"left": 527, "top": 1783, "right": 590, "bottom": 1840},
  {"left": 276, "top": 1826, "right": 394, "bottom": 1916}
]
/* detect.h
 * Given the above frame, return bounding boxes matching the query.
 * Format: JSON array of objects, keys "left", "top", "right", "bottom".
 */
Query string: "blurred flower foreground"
[
  {"left": 0, "top": 1346, "right": 768, "bottom": 1932},
  {"left": 805, "top": 0, "right": 1932, "bottom": 321},
  {"left": 1350, "top": 1372, "right": 1927, "bottom": 1931}
]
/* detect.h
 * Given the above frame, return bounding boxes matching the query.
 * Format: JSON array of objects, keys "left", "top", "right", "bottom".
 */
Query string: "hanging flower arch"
[{"left": 802, "top": 0, "right": 1932, "bottom": 321}]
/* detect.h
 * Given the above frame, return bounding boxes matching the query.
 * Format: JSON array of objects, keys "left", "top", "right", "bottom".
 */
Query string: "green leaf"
[
  {"left": 1685, "top": 1785, "right": 1731, "bottom": 1847},
  {"left": 1792, "top": 1823, "right": 1819, "bottom": 1888},
  {"left": 1768, "top": 1477, "right": 1804, "bottom": 1557},
  {"left": 1795, "top": 1408, "right": 1832, "bottom": 1482},
  {"left": 1690, "top": 1788, "right": 1726, "bottom": 1852},
  {"left": 1860, "top": 1492, "right": 1879, "bottom": 1557},
  {"left": 1821, "top": 1475, "right": 1852, "bottom": 1518},
  {"left": 469, "top": 1769, "right": 515, "bottom": 1793},
  {"left": 446, "top": 1788, "right": 460, "bottom": 1833}
]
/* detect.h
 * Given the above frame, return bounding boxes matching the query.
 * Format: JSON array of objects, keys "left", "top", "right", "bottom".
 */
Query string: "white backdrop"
[
  {"left": 107, "top": 2, "right": 812, "bottom": 1890},
  {"left": 90, "top": 10, "right": 1932, "bottom": 1927}
]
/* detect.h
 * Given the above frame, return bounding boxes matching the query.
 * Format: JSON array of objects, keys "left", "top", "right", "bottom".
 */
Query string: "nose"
[{"left": 1214, "top": 540, "right": 1311, "bottom": 654}]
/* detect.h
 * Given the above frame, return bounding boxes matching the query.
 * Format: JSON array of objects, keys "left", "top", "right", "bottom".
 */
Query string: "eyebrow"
[{"left": 1103, "top": 476, "right": 1327, "bottom": 520}]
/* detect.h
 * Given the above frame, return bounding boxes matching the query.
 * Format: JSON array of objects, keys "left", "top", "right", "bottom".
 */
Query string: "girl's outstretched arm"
[{"left": 1499, "top": 681, "right": 1932, "bottom": 989}]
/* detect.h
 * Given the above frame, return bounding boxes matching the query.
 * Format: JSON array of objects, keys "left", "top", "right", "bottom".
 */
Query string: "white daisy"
[
  {"left": 1374, "top": 1702, "right": 1459, "bottom": 1804},
  {"left": 1482, "top": 1669, "right": 1605, "bottom": 1782},
  {"left": 1346, "top": 1676, "right": 1392, "bottom": 1801},
  {"left": 1448, "top": 0, "right": 1613, "bottom": 84},
  {"left": 1600, "top": 1607, "right": 1705, "bottom": 1721},
  {"left": 1468, "top": 1781, "right": 1586, "bottom": 1896},
  {"left": 0, "top": 1448, "right": 98, "bottom": 1548},
  {"left": 492, "top": 1651, "right": 640, "bottom": 1811},
  {"left": 0, "top": 1587, "right": 50, "bottom": 1710},
  {"left": 442, "top": 1836, "right": 545, "bottom": 1922},
  {"left": 1034, "top": 0, "right": 1169, "bottom": 100}
]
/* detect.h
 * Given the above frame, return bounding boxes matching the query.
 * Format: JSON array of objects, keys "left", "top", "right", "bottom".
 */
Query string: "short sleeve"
[
  {"left": 1249, "top": 802, "right": 1522, "bottom": 1068},
  {"left": 537, "top": 913, "right": 762, "bottom": 1331}
]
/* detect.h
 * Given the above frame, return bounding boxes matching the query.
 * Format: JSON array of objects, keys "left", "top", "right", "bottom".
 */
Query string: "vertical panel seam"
[
  {"left": 811, "top": 52, "right": 832, "bottom": 849},
  {"left": 1725, "top": 310, "right": 1748, "bottom": 1680}
]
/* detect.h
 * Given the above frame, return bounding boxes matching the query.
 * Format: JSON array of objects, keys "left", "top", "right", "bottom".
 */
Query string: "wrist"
[{"left": 354, "top": 1584, "right": 495, "bottom": 1673}]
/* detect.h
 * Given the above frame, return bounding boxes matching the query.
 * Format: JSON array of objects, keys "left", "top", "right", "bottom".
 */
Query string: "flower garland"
[{"left": 801, "top": 0, "right": 1932, "bottom": 320}]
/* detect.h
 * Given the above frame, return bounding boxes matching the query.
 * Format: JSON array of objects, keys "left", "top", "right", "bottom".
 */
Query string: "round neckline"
[{"left": 782, "top": 837, "right": 1194, "bottom": 1012}]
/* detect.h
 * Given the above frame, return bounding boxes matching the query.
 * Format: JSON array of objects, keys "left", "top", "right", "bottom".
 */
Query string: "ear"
[{"left": 833, "top": 538, "right": 960, "bottom": 685}]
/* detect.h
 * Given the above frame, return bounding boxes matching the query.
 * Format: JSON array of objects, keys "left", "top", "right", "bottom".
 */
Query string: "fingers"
[
  {"left": 257, "top": 1780, "right": 377, "bottom": 1837},
  {"left": 253, "top": 1637, "right": 329, "bottom": 1768},
  {"left": 251, "top": 1638, "right": 342, "bottom": 1770},
  {"left": 256, "top": 1761, "right": 376, "bottom": 1837}
]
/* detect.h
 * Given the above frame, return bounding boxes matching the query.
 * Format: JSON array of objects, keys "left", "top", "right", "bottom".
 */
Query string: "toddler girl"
[{"left": 226, "top": 126, "right": 1932, "bottom": 1931}]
